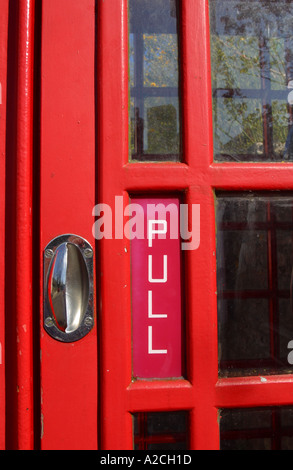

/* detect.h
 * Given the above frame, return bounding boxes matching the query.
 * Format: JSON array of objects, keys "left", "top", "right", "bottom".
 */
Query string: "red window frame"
[
  {"left": 98, "top": 0, "right": 293, "bottom": 450},
  {"left": 98, "top": 0, "right": 219, "bottom": 450}
]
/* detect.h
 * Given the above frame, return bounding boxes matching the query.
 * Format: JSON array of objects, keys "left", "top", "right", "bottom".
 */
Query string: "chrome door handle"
[{"left": 44, "top": 235, "right": 94, "bottom": 342}]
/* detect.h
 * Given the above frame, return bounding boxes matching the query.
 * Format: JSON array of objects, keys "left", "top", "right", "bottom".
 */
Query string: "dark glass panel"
[
  {"left": 217, "top": 193, "right": 293, "bottom": 377},
  {"left": 133, "top": 411, "right": 189, "bottom": 450},
  {"left": 220, "top": 407, "right": 293, "bottom": 451}
]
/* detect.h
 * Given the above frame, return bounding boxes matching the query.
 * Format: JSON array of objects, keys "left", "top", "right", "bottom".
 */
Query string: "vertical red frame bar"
[
  {"left": 4, "top": 0, "right": 35, "bottom": 449},
  {"left": 15, "top": 0, "right": 35, "bottom": 449},
  {"left": 0, "top": 0, "right": 9, "bottom": 450},
  {"left": 182, "top": 0, "right": 219, "bottom": 450},
  {"left": 40, "top": 0, "right": 97, "bottom": 449},
  {"left": 98, "top": 0, "right": 133, "bottom": 450}
]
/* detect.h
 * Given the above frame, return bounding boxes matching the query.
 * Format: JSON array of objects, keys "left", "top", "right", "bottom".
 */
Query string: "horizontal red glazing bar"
[
  {"left": 211, "top": 164, "right": 293, "bottom": 190},
  {"left": 122, "top": 163, "right": 293, "bottom": 193},
  {"left": 216, "top": 376, "right": 293, "bottom": 408},
  {"left": 126, "top": 380, "right": 194, "bottom": 413}
]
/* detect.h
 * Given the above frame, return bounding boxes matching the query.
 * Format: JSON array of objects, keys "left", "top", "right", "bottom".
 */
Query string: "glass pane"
[
  {"left": 210, "top": 0, "right": 293, "bottom": 162},
  {"left": 129, "top": 0, "right": 181, "bottom": 161},
  {"left": 133, "top": 412, "right": 189, "bottom": 450},
  {"left": 220, "top": 407, "right": 293, "bottom": 450},
  {"left": 213, "top": 98, "right": 264, "bottom": 160},
  {"left": 216, "top": 193, "right": 293, "bottom": 377}
]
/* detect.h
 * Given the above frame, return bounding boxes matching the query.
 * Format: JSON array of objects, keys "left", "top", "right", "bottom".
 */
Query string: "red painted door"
[
  {"left": 2, "top": 0, "right": 218, "bottom": 450},
  {"left": 5, "top": 0, "right": 293, "bottom": 451},
  {"left": 38, "top": 0, "right": 218, "bottom": 450}
]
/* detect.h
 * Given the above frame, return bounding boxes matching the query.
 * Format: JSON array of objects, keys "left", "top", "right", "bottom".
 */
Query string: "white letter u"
[{"left": 148, "top": 255, "right": 167, "bottom": 283}]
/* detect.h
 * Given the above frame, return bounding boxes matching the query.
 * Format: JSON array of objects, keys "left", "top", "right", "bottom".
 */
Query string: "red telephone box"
[{"left": 3, "top": 0, "right": 293, "bottom": 451}]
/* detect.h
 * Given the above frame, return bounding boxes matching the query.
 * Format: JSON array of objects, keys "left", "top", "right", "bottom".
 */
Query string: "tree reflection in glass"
[{"left": 210, "top": 0, "right": 293, "bottom": 162}]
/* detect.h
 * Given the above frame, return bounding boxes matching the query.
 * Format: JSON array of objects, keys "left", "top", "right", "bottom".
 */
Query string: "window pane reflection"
[
  {"left": 129, "top": 0, "right": 181, "bottom": 161},
  {"left": 210, "top": 0, "right": 293, "bottom": 162},
  {"left": 220, "top": 407, "right": 293, "bottom": 450},
  {"left": 216, "top": 194, "right": 293, "bottom": 377}
]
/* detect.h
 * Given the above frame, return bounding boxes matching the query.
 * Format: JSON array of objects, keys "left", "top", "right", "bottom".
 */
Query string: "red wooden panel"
[
  {"left": 40, "top": 0, "right": 97, "bottom": 449},
  {"left": 0, "top": 0, "right": 8, "bottom": 451}
]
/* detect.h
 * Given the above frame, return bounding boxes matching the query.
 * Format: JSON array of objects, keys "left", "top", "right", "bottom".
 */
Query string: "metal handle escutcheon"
[{"left": 44, "top": 234, "right": 94, "bottom": 342}]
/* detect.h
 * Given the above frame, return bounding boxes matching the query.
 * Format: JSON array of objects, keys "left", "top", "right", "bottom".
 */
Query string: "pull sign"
[
  {"left": 43, "top": 234, "right": 94, "bottom": 343},
  {"left": 131, "top": 198, "right": 183, "bottom": 378}
]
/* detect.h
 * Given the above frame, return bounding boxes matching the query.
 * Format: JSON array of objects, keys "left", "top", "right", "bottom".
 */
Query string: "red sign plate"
[{"left": 131, "top": 198, "right": 183, "bottom": 379}]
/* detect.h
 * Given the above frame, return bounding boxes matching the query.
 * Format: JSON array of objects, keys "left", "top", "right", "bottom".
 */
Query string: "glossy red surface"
[
  {"left": 40, "top": 0, "right": 97, "bottom": 450},
  {"left": 0, "top": 0, "right": 8, "bottom": 451},
  {"left": 2, "top": 0, "right": 293, "bottom": 451}
]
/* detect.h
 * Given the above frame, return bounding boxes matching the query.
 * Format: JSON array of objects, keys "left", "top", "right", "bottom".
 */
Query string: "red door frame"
[
  {"left": 13, "top": 0, "right": 35, "bottom": 449},
  {"left": 39, "top": 0, "right": 97, "bottom": 450},
  {"left": 0, "top": 0, "right": 9, "bottom": 451},
  {"left": 3, "top": 0, "right": 35, "bottom": 450},
  {"left": 2, "top": 0, "right": 293, "bottom": 451},
  {"left": 98, "top": 0, "right": 219, "bottom": 450},
  {"left": 98, "top": 0, "right": 293, "bottom": 450}
]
